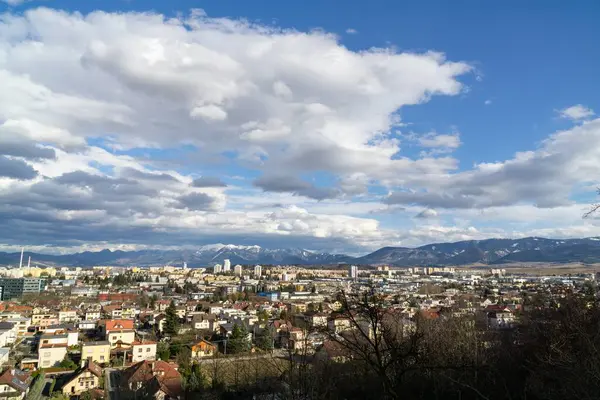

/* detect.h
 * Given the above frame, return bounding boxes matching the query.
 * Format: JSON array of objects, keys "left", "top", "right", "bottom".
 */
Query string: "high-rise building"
[
  {"left": 254, "top": 265, "right": 262, "bottom": 277},
  {"left": 223, "top": 259, "right": 231, "bottom": 272},
  {"left": 0, "top": 278, "right": 46, "bottom": 300},
  {"left": 213, "top": 264, "right": 222, "bottom": 274},
  {"left": 234, "top": 264, "right": 243, "bottom": 276},
  {"left": 349, "top": 265, "right": 358, "bottom": 280}
]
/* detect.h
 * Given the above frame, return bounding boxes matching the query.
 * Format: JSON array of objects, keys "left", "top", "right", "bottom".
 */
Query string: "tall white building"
[
  {"left": 234, "top": 264, "right": 243, "bottom": 276},
  {"left": 349, "top": 265, "right": 358, "bottom": 280},
  {"left": 223, "top": 259, "right": 231, "bottom": 272},
  {"left": 213, "top": 264, "right": 222, "bottom": 274},
  {"left": 254, "top": 265, "right": 262, "bottom": 277}
]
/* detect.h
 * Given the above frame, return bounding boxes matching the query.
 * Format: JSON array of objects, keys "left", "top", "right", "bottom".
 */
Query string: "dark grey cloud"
[
  {"left": 387, "top": 151, "right": 573, "bottom": 210},
  {"left": 55, "top": 171, "right": 156, "bottom": 197},
  {"left": 0, "top": 139, "right": 56, "bottom": 160},
  {"left": 386, "top": 191, "right": 476, "bottom": 209},
  {"left": 191, "top": 176, "right": 227, "bottom": 188},
  {"left": 253, "top": 175, "right": 340, "bottom": 200},
  {"left": 174, "top": 192, "right": 217, "bottom": 211},
  {"left": 120, "top": 167, "right": 179, "bottom": 182},
  {"left": 0, "top": 156, "right": 38, "bottom": 180}
]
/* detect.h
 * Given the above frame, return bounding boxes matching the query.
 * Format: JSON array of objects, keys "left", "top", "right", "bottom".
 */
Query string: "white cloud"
[
  {"left": 484, "top": 99, "right": 492, "bottom": 105},
  {"left": 558, "top": 104, "right": 595, "bottom": 121},
  {"left": 1, "top": 0, "right": 29, "bottom": 5},
  {"left": 0, "top": 8, "right": 471, "bottom": 197},
  {"left": 345, "top": 28, "right": 358, "bottom": 34},
  {"left": 387, "top": 118, "right": 600, "bottom": 210},
  {"left": 418, "top": 132, "right": 461, "bottom": 149}
]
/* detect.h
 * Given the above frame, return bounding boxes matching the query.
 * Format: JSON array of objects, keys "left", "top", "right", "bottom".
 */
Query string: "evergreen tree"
[
  {"left": 228, "top": 323, "right": 250, "bottom": 354},
  {"left": 257, "top": 325, "right": 275, "bottom": 351},
  {"left": 150, "top": 294, "right": 158, "bottom": 310},
  {"left": 164, "top": 301, "right": 180, "bottom": 336},
  {"left": 157, "top": 342, "right": 170, "bottom": 361}
]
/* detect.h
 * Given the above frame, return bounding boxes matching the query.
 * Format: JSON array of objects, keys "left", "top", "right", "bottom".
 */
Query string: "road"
[{"left": 105, "top": 368, "right": 120, "bottom": 400}]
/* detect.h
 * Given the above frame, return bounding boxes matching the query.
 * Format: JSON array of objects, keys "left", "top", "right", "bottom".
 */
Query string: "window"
[
  {"left": 138, "top": 348, "right": 142, "bottom": 353},
  {"left": 112, "top": 336, "right": 117, "bottom": 340},
  {"left": 146, "top": 348, "right": 151, "bottom": 352},
  {"left": 100, "top": 356, "right": 105, "bottom": 361}
]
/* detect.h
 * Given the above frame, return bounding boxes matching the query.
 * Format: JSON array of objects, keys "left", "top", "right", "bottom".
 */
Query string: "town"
[{"left": 0, "top": 251, "right": 597, "bottom": 400}]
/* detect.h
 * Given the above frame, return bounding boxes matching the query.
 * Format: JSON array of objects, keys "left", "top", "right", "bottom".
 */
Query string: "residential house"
[
  {"left": 282, "top": 327, "right": 305, "bottom": 352},
  {"left": 156, "top": 300, "right": 171, "bottom": 312},
  {"left": 30, "top": 313, "right": 58, "bottom": 331},
  {"left": 61, "top": 359, "right": 102, "bottom": 396},
  {"left": 5, "top": 318, "right": 30, "bottom": 338},
  {"left": 0, "top": 322, "right": 17, "bottom": 347},
  {"left": 85, "top": 311, "right": 101, "bottom": 321},
  {"left": 42, "top": 325, "right": 79, "bottom": 347},
  {"left": 98, "top": 319, "right": 135, "bottom": 347},
  {"left": 120, "top": 360, "right": 183, "bottom": 400},
  {"left": 154, "top": 314, "right": 166, "bottom": 333},
  {"left": 78, "top": 320, "right": 97, "bottom": 331},
  {"left": 305, "top": 313, "right": 328, "bottom": 328},
  {"left": 485, "top": 305, "right": 515, "bottom": 329},
  {"left": 0, "top": 349, "right": 9, "bottom": 368},
  {"left": 131, "top": 341, "right": 157, "bottom": 363},
  {"left": 191, "top": 340, "right": 217, "bottom": 359},
  {"left": 38, "top": 334, "right": 68, "bottom": 368},
  {"left": 191, "top": 314, "right": 211, "bottom": 331},
  {"left": 0, "top": 369, "right": 31, "bottom": 399},
  {"left": 327, "top": 316, "right": 351, "bottom": 333},
  {"left": 290, "top": 303, "right": 308, "bottom": 314},
  {"left": 58, "top": 309, "right": 78, "bottom": 323},
  {"left": 81, "top": 341, "right": 111, "bottom": 365}
]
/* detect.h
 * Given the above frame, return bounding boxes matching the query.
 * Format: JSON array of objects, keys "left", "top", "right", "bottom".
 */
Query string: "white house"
[{"left": 131, "top": 341, "right": 157, "bottom": 363}]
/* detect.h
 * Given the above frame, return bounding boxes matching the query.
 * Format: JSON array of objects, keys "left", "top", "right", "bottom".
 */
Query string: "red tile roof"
[
  {"left": 121, "top": 361, "right": 182, "bottom": 398},
  {"left": 103, "top": 319, "right": 134, "bottom": 331}
]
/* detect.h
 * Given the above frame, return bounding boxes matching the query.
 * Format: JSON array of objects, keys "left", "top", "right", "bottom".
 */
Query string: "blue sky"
[{"left": 0, "top": 0, "right": 599, "bottom": 254}]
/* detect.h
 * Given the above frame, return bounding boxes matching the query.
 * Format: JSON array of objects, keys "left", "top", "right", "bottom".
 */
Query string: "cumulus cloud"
[
  {"left": 418, "top": 132, "right": 461, "bottom": 149},
  {"left": 0, "top": 156, "right": 38, "bottom": 180},
  {"left": 0, "top": 136, "right": 56, "bottom": 160},
  {"left": 253, "top": 175, "right": 340, "bottom": 200},
  {"left": 191, "top": 176, "right": 227, "bottom": 188},
  {"left": 174, "top": 192, "right": 219, "bottom": 211},
  {"left": 387, "top": 119, "right": 600, "bottom": 210},
  {"left": 558, "top": 104, "right": 595, "bottom": 121}
]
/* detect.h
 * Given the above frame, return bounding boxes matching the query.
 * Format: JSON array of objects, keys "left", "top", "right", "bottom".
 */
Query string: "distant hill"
[{"left": 3, "top": 237, "right": 600, "bottom": 267}]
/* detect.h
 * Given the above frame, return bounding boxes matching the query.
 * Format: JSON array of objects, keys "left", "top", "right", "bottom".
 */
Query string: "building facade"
[{"left": 0, "top": 278, "right": 46, "bottom": 300}]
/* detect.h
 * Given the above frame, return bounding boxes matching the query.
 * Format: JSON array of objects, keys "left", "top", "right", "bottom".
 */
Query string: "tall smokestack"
[
  {"left": 19, "top": 248, "right": 24, "bottom": 269},
  {"left": 27, "top": 256, "right": 31, "bottom": 268}
]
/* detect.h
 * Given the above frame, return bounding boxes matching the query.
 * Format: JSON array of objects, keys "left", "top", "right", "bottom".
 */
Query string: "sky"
[{"left": 0, "top": 0, "right": 599, "bottom": 255}]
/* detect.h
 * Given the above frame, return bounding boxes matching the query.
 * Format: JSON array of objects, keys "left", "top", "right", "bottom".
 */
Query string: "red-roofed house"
[
  {"left": 98, "top": 319, "right": 135, "bottom": 347},
  {"left": 0, "top": 368, "right": 31, "bottom": 399},
  {"left": 121, "top": 360, "right": 182, "bottom": 400}
]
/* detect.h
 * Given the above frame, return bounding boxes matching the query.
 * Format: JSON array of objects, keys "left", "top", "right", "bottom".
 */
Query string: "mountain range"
[{"left": 3, "top": 237, "right": 600, "bottom": 267}]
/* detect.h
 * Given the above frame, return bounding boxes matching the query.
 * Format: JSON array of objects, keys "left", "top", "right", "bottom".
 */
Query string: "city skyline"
[{"left": 0, "top": 1, "right": 599, "bottom": 254}]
